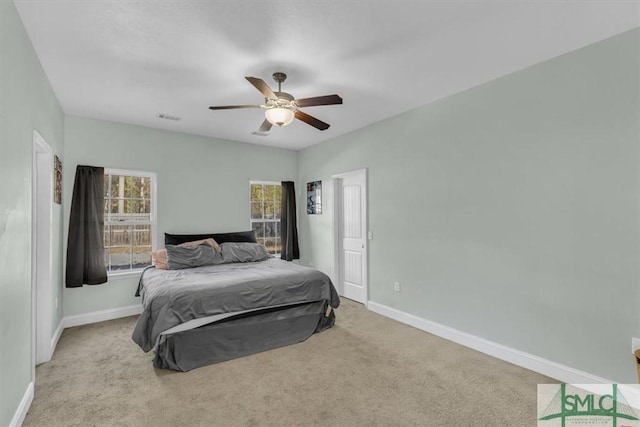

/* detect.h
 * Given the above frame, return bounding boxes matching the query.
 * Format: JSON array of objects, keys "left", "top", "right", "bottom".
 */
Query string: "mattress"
[{"left": 132, "top": 258, "right": 340, "bottom": 354}]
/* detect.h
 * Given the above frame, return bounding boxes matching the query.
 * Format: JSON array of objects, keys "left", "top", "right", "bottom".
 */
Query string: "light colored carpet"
[{"left": 24, "top": 299, "right": 555, "bottom": 426}]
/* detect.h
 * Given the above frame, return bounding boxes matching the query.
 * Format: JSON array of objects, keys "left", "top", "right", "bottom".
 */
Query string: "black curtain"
[
  {"left": 65, "top": 166, "right": 107, "bottom": 287},
  {"left": 280, "top": 181, "right": 299, "bottom": 261}
]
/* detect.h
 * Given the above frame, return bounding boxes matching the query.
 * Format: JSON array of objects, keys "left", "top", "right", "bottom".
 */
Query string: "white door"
[{"left": 337, "top": 170, "right": 367, "bottom": 304}]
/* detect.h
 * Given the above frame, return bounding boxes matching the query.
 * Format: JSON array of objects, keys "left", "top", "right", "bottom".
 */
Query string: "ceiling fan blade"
[
  {"left": 259, "top": 119, "right": 273, "bottom": 132},
  {"left": 245, "top": 77, "right": 278, "bottom": 101},
  {"left": 209, "top": 104, "right": 262, "bottom": 110},
  {"left": 295, "top": 110, "right": 330, "bottom": 131},
  {"left": 295, "top": 94, "right": 343, "bottom": 108}
]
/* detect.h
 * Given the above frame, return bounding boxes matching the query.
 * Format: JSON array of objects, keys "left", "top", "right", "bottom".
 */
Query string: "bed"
[{"left": 132, "top": 231, "right": 340, "bottom": 371}]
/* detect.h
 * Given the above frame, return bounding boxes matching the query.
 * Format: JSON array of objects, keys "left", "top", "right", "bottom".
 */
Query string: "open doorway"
[{"left": 31, "top": 130, "right": 54, "bottom": 375}]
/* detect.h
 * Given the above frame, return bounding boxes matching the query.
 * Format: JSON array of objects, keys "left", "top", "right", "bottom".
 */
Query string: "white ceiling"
[{"left": 14, "top": 1, "right": 639, "bottom": 150}]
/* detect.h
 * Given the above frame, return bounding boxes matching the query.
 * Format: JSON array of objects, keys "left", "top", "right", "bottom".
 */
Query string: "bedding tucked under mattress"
[{"left": 132, "top": 258, "right": 340, "bottom": 352}]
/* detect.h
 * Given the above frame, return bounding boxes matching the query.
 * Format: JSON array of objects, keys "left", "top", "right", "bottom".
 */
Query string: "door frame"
[
  {"left": 31, "top": 130, "right": 54, "bottom": 377},
  {"left": 332, "top": 168, "right": 368, "bottom": 306}
]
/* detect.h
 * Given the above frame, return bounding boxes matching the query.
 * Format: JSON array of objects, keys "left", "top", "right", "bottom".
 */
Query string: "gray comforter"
[{"left": 132, "top": 258, "right": 340, "bottom": 352}]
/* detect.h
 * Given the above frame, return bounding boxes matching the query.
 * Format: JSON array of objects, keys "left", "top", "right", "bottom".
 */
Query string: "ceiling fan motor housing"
[{"left": 274, "top": 92, "right": 293, "bottom": 102}]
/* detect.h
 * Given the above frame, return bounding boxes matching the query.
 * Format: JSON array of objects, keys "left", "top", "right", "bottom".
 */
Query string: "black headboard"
[{"left": 164, "top": 230, "right": 257, "bottom": 246}]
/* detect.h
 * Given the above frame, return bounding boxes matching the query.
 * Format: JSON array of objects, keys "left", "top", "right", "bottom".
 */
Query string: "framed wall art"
[
  {"left": 306, "top": 180, "right": 322, "bottom": 214},
  {"left": 54, "top": 155, "right": 62, "bottom": 204}
]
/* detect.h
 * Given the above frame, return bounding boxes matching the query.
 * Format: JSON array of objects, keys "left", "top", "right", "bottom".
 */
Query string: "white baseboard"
[
  {"left": 367, "top": 301, "right": 613, "bottom": 384},
  {"left": 9, "top": 382, "right": 33, "bottom": 427},
  {"left": 63, "top": 304, "right": 143, "bottom": 328}
]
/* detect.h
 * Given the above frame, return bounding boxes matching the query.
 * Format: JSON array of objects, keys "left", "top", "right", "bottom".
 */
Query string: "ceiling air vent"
[
  {"left": 252, "top": 131, "right": 269, "bottom": 137},
  {"left": 157, "top": 113, "right": 181, "bottom": 121}
]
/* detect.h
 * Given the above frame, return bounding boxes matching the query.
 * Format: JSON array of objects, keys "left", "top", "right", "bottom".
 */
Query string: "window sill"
[{"left": 107, "top": 269, "right": 146, "bottom": 280}]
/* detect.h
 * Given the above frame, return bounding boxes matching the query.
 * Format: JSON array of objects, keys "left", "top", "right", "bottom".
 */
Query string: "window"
[
  {"left": 250, "top": 181, "right": 281, "bottom": 255},
  {"left": 104, "top": 169, "right": 156, "bottom": 273}
]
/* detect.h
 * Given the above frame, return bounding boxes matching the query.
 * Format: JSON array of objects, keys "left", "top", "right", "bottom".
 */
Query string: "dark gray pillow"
[
  {"left": 165, "top": 244, "right": 223, "bottom": 270},
  {"left": 220, "top": 242, "right": 270, "bottom": 263}
]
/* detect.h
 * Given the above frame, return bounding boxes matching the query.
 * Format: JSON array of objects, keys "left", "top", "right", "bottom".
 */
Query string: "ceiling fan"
[{"left": 209, "top": 72, "right": 343, "bottom": 132}]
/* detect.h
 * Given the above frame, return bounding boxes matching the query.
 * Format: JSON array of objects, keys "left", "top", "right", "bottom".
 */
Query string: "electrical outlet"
[
  {"left": 394, "top": 281, "right": 401, "bottom": 292},
  {"left": 632, "top": 337, "right": 640, "bottom": 354},
  {"left": 367, "top": 231, "right": 373, "bottom": 240}
]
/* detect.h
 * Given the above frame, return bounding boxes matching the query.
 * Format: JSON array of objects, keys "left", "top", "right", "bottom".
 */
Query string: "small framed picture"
[
  {"left": 307, "top": 181, "right": 322, "bottom": 214},
  {"left": 54, "top": 155, "right": 62, "bottom": 204}
]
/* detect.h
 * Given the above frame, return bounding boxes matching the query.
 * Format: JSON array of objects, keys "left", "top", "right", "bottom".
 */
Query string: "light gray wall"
[
  {"left": 297, "top": 29, "right": 640, "bottom": 383},
  {"left": 63, "top": 116, "right": 297, "bottom": 316},
  {"left": 0, "top": 1, "right": 65, "bottom": 425}
]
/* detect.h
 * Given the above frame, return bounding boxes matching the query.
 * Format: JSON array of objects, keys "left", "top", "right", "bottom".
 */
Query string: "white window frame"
[
  {"left": 250, "top": 180, "right": 282, "bottom": 257},
  {"left": 104, "top": 168, "right": 157, "bottom": 277}
]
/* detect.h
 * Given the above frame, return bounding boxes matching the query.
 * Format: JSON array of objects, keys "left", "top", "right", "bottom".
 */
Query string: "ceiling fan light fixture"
[{"left": 265, "top": 107, "right": 295, "bottom": 127}]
